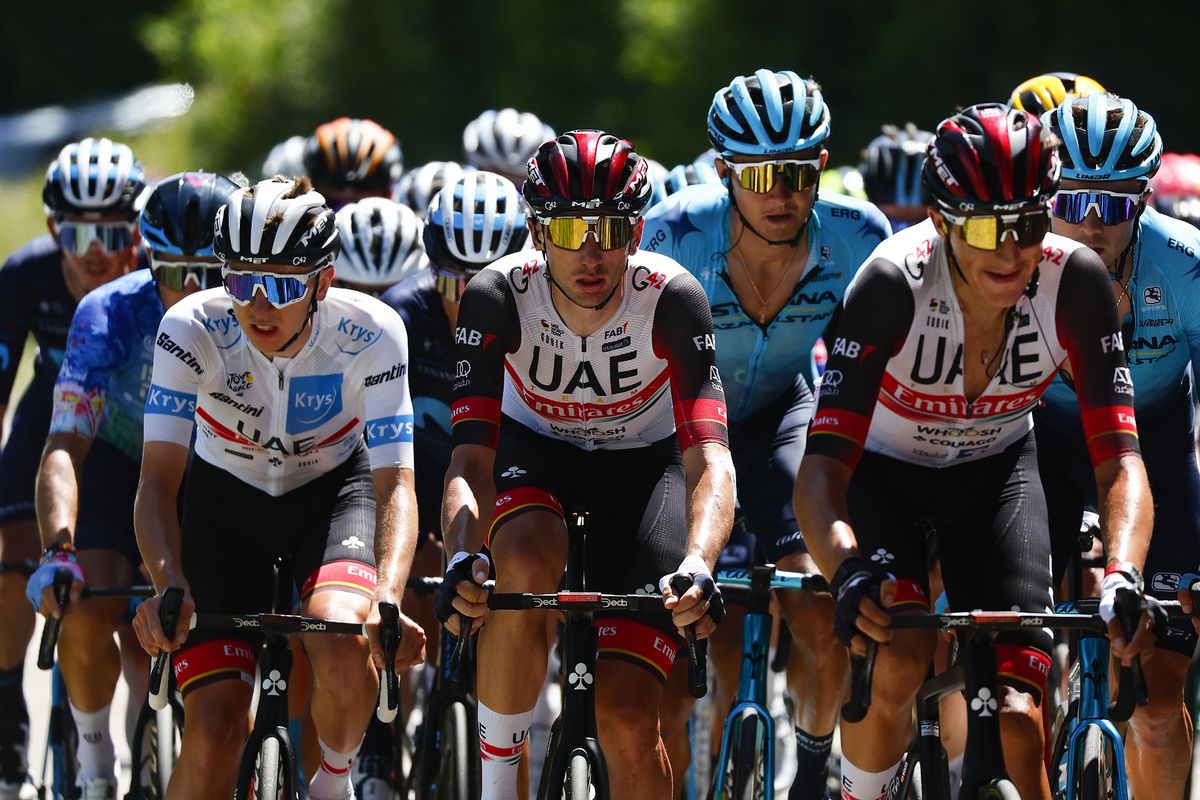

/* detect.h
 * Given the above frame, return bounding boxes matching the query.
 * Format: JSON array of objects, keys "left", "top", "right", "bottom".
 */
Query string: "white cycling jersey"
[{"left": 144, "top": 287, "right": 414, "bottom": 496}]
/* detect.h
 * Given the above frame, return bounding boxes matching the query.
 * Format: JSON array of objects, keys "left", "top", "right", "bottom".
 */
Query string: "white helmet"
[
  {"left": 392, "top": 161, "right": 466, "bottom": 217},
  {"left": 423, "top": 171, "right": 528, "bottom": 275},
  {"left": 334, "top": 198, "right": 427, "bottom": 289},
  {"left": 463, "top": 108, "right": 554, "bottom": 175},
  {"left": 260, "top": 135, "right": 309, "bottom": 181}
]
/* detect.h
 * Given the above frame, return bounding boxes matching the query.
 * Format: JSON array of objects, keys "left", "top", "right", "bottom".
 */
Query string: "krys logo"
[{"left": 286, "top": 374, "right": 343, "bottom": 434}]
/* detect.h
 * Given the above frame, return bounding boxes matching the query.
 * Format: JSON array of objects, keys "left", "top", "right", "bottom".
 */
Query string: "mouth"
[
  {"left": 575, "top": 275, "right": 606, "bottom": 293},
  {"left": 983, "top": 268, "right": 1025, "bottom": 287},
  {"left": 248, "top": 322, "right": 280, "bottom": 338},
  {"left": 763, "top": 210, "right": 796, "bottom": 226}
]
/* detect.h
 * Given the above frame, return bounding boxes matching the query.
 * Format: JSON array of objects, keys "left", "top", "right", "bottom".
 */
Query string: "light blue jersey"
[
  {"left": 641, "top": 184, "right": 890, "bottom": 422},
  {"left": 50, "top": 270, "right": 162, "bottom": 462},
  {"left": 1041, "top": 207, "right": 1200, "bottom": 419}
]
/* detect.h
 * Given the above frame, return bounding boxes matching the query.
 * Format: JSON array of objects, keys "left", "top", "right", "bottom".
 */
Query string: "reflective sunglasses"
[
  {"left": 151, "top": 256, "right": 222, "bottom": 291},
  {"left": 940, "top": 207, "right": 1052, "bottom": 251},
  {"left": 541, "top": 216, "right": 632, "bottom": 251},
  {"left": 434, "top": 271, "right": 469, "bottom": 303},
  {"left": 222, "top": 266, "right": 324, "bottom": 308},
  {"left": 723, "top": 159, "right": 822, "bottom": 194},
  {"left": 1052, "top": 190, "right": 1146, "bottom": 226},
  {"left": 56, "top": 222, "right": 136, "bottom": 256}
]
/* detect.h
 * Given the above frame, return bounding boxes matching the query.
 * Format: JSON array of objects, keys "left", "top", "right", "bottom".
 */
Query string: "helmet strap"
[{"left": 273, "top": 286, "right": 320, "bottom": 355}]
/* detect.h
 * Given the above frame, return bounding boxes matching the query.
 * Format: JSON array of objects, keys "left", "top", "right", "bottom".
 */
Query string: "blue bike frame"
[{"left": 1059, "top": 618, "right": 1129, "bottom": 799}]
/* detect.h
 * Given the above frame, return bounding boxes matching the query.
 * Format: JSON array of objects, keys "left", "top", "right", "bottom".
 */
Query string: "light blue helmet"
[
  {"left": 1042, "top": 93, "right": 1163, "bottom": 182},
  {"left": 707, "top": 69, "right": 830, "bottom": 158},
  {"left": 660, "top": 160, "right": 722, "bottom": 198}
]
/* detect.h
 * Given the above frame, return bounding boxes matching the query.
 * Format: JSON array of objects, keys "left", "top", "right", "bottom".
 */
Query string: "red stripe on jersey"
[
  {"left": 316, "top": 417, "right": 360, "bottom": 447},
  {"left": 173, "top": 638, "right": 257, "bottom": 696},
  {"left": 490, "top": 487, "right": 564, "bottom": 544},
  {"left": 1082, "top": 405, "right": 1140, "bottom": 466},
  {"left": 196, "top": 406, "right": 256, "bottom": 446},
  {"left": 673, "top": 397, "right": 729, "bottom": 450},
  {"left": 300, "top": 559, "right": 377, "bottom": 599},
  {"left": 451, "top": 396, "right": 501, "bottom": 428},
  {"left": 809, "top": 408, "right": 871, "bottom": 447},
  {"left": 597, "top": 618, "right": 678, "bottom": 681},
  {"left": 996, "top": 642, "right": 1051, "bottom": 694}
]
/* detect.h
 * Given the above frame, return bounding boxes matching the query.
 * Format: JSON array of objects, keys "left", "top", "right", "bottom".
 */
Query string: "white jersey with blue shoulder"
[
  {"left": 640, "top": 183, "right": 891, "bottom": 422},
  {"left": 144, "top": 287, "right": 414, "bottom": 496}
]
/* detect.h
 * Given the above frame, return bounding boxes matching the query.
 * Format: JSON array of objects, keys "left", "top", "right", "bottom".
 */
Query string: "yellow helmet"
[{"left": 1009, "top": 72, "right": 1106, "bottom": 116}]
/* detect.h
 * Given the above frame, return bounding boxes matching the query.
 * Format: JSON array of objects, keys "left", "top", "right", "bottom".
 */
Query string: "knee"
[
  {"left": 1131, "top": 674, "right": 1187, "bottom": 743},
  {"left": 492, "top": 530, "right": 563, "bottom": 593},
  {"left": 306, "top": 633, "right": 371, "bottom": 690},
  {"left": 998, "top": 688, "right": 1044, "bottom": 756},
  {"left": 596, "top": 688, "right": 660, "bottom": 759},
  {"left": 869, "top": 634, "right": 934, "bottom": 712},
  {"left": 63, "top": 598, "right": 122, "bottom": 641},
  {"left": 182, "top": 693, "right": 250, "bottom": 767},
  {"left": 783, "top": 594, "right": 844, "bottom": 661}
]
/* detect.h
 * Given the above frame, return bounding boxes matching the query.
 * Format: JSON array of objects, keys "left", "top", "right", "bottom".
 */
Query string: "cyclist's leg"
[
  {"left": 59, "top": 442, "right": 142, "bottom": 784},
  {"left": 595, "top": 660, "right": 671, "bottom": 799},
  {"left": 170, "top": 678, "right": 254, "bottom": 800},
  {"left": 0, "top": 376, "right": 53, "bottom": 787},
  {"left": 476, "top": 422, "right": 570, "bottom": 799},
  {"left": 1125, "top": 394, "right": 1199, "bottom": 798},
  {"left": 290, "top": 443, "right": 379, "bottom": 800},
  {"left": 837, "top": 451, "right": 936, "bottom": 798},
  {"left": 937, "top": 433, "right": 1053, "bottom": 800}
]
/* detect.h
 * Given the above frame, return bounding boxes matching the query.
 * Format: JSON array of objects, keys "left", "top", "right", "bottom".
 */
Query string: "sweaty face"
[
  {"left": 228, "top": 262, "right": 333, "bottom": 356},
  {"left": 1050, "top": 178, "right": 1146, "bottom": 271},
  {"left": 531, "top": 218, "right": 642, "bottom": 309},
  {"left": 52, "top": 216, "right": 138, "bottom": 301},
  {"left": 932, "top": 208, "right": 1044, "bottom": 312},
  {"left": 720, "top": 149, "right": 826, "bottom": 242}
]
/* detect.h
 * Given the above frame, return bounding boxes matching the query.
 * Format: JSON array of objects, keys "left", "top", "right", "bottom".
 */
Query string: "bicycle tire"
[
  {"left": 436, "top": 702, "right": 471, "bottom": 800},
  {"left": 731, "top": 710, "right": 765, "bottom": 800},
  {"left": 1080, "top": 726, "right": 1115, "bottom": 799},
  {"left": 566, "top": 750, "right": 591, "bottom": 800},
  {"left": 129, "top": 695, "right": 184, "bottom": 799},
  {"left": 976, "top": 779, "right": 1020, "bottom": 799},
  {"left": 254, "top": 736, "right": 289, "bottom": 800}
]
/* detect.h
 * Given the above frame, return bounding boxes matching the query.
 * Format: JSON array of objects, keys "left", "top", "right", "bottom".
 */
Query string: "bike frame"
[{"left": 1060, "top": 632, "right": 1128, "bottom": 800}]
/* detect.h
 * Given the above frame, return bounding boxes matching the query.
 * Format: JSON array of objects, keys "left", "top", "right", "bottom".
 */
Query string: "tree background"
[{"left": 1, "top": 0, "right": 1193, "bottom": 227}]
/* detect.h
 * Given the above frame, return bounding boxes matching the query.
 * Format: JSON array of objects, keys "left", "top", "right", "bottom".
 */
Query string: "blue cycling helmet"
[
  {"left": 707, "top": 69, "right": 831, "bottom": 157},
  {"left": 43, "top": 137, "right": 146, "bottom": 219},
  {"left": 1042, "top": 93, "right": 1163, "bottom": 182},
  {"left": 861, "top": 123, "right": 933, "bottom": 207},
  {"left": 424, "top": 170, "right": 528, "bottom": 276},
  {"left": 140, "top": 171, "right": 239, "bottom": 257}
]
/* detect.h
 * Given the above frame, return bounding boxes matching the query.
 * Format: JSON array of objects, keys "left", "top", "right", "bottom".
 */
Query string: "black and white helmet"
[
  {"left": 43, "top": 137, "right": 146, "bottom": 219},
  {"left": 260, "top": 135, "right": 309, "bottom": 181},
  {"left": 463, "top": 108, "right": 555, "bottom": 175},
  {"left": 213, "top": 177, "right": 339, "bottom": 268},
  {"left": 423, "top": 171, "right": 528, "bottom": 275},
  {"left": 392, "top": 161, "right": 466, "bottom": 217},
  {"left": 334, "top": 198, "right": 427, "bottom": 289}
]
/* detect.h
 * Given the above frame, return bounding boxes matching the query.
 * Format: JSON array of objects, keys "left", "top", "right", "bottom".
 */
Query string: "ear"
[
  {"left": 928, "top": 207, "right": 949, "bottom": 236},
  {"left": 527, "top": 219, "right": 545, "bottom": 253},
  {"left": 629, "top": 219, "right": 645, "bottom": 254},
  {"left": 315, "top": 265, "right": 335, "bottom": 300},
  {"left": 819, "top": 149, "right": 830, "bottom": 170},
  {"left": 47, "top": 217, "right": 58, "bottom": 237}
]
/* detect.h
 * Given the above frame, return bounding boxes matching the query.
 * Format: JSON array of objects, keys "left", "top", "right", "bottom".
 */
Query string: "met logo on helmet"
[{"left": 286, "top": 373, "right": 343, "bottom": 434}]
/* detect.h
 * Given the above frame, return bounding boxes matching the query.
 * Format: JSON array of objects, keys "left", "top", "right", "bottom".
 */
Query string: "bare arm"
[
  {"left": 1094, "top": 455, "right": 1152, "bottom": 571},
  {"left": 371, "top": 466, "right": 419, "bottom": 603},
  {"left": 35, "top": 432, "right": 92, "bottom": 549},
  {"left": 133, "top": 441, "right": 190, "bottom": 592},
  {"left": 793, "top": 453, "right": 858, "bottom": 579},
  {"left": 681, "top": 441, "right": 735, "bottom": 570},
  {"left": 441, "top": 443, "right": 496, "bottom": 557}
]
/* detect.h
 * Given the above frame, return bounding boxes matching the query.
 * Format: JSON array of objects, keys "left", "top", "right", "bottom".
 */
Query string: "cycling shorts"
[
  {"left": 727, "top": 373, "right": 813, "bottom": 562},
  {"left": 489, "top": 416, "right": 687, "bottom": 681},
  {"left": 0, "top": 371, "right": 55, "bottom": 526},
  {"left": 74, "top": 441, "right": 142, "bottom": 567},
  {"left": 1036, "top": 387, "right": 1200, "bottom": 656},
  {"left": 172, "top": 441, "right": 377, "bottom": 696},
  {"left": 848, "top": 433, "right": 1054, "bottom": 699}
]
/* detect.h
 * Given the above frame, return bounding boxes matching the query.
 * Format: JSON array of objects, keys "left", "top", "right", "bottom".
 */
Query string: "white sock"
[
  {"left": 308, "top": 737, "right": 361, "bottom": 800},
  {"left": 839, "top": 757, "right": 900, "bottom": 800},
  {"left": 478, "top": 703, "right": 534, "bottom": 800},
  {"left": 68, "top": 702, "right": 115, "bottom": 783},
  {"left": 947, "top": 754, "right": 964, "bottom": 796}
]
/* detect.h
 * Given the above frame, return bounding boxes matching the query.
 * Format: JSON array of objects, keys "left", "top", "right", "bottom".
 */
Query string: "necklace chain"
[{"left": 730, "top": 248, "right": 805, "bottom": 325}]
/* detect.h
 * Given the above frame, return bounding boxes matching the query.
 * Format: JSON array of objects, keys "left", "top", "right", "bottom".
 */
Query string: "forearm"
[
  {"left": 1096, "top": 454, "right": 1153, "bottom": 570},
  {"left": 683, "top": 445, "right": 735, "bottom": 570},
  {"left": 441, "top": 458, "right": 493, "bottom": 556},
  {"left": 35, "top": 447, "right": 82, "bottom": 549},
  {"left": 793, "top": 455, "right": 859, "bottom": 578},
  {"left": 373, "top": 469, "right": 419, "bottom": 600},
  {"left": 134, "top": 483, "right": 186, "bottom": 590}
]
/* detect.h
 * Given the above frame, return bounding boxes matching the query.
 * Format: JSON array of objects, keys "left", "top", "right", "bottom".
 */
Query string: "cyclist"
[
  {"left": 437, "top": 130, "right": 734, "bottom": 800},
  {"left": 462, "top": 108, "right": 554, "bottom": 186},
  {"left": 1009, "top": 71, "right": 1107, "bottom": 117},
  {"left": 333, "top": 197, "right": 428, "bottom": 296},
  {"left": 794, "top": 103, "right": 1156, "bottom": 800},
  {"left": 131, "top": 176, "right": 426, "bottom": 800},
  {"left": 653, "top": 159, "right": 722, "bottom": 205},
  {"left": 261, "top": 135, "right": 309, "bottom": 181},
  {"left": 0, "top": 137, "right": 145, "bottom": 798},
  {"left": 640, "top": 68, "right": 891, "bottom": 798},
  {"left": 392, "top": 161, "right": 466, "bottom": 218},
  {"left": 860, "top": 123, "right": 934, "bottom": 232},
  {"left": 303, "top": 117, "right": 403, "bottom": 210},
  {"left": 1038, "top": 92, "right": 1200, "bottom": 798},
  {"left": 1152, "top": 152, "right": 1200, "bottom": 227},
  {"left": 25, "top": 171, "right": 235, "bottom": 799}
]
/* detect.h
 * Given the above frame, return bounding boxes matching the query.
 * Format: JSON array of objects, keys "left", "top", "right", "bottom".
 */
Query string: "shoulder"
[
  {"left": 325, "top": 287, "right": 408, "bottom": 341},
  {"left": 1, "top": 234, "right": 58, "bottom": 276},
  {"left": 813, "top": 193, "right": 892, "bottom": 244},
  {"left": 161, "top": 288, "right": 240, "bottom": 348},
  {"left": 474, "top": 250, "right": 538, "bottom": 298},
  {"left": 640, "top": 185, "right": 728, "bottom": 256},
  {"left": 852, "top": 219, "right": 936, "bottom": 289},
  {"left": 1136, "top": 208, "right": 1200, "bottom": 279},
  {"left": 629, "top": 249, "right": 695, "bottom": 287}
]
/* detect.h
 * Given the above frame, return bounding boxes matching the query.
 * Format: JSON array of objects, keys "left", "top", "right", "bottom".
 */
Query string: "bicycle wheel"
[
  {"left": 976, "top": 779, "right": 1020, "bottom": 799},
  {"left": 435, "top": 703, "right": 470, "bottom": 800},
  {"left": 253, "top": 736, "right": 290, "bottom": 800},
  {"left": 1079, "top": 726, "right": 1116, "bottom": 799},
  {"left": 730, "top": 710, "right": 766, "bottom": 800},
  {"left": 130, "top": 694, "right": 185, "bottom": 799},
  {"left": 49, "top": 699, "right": 79, "bottom": 799},
  {"left": 566, "top": 750, "right": 591, "bottom": 800}
]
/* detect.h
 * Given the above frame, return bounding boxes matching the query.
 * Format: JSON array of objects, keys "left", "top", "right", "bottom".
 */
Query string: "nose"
[
  {"left": 577, "top": 236, "right": 603, "bottom": 265},
  {"left": 994, "top": 237, "right": 1023, "bottom": 266},
  {"left": 1079, "top": 208, "right": 1105, "bottom": 234},
  {"left": 250, "top": 291, "right": 276, "bottom": 316}
]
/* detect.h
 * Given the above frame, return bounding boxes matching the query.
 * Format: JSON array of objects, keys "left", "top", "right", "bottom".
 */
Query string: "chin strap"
[
  {"left": 729, "top": 187, "right": 808, "bottom": 247},
  {"left": 272, "top": 291, "right": 319, "bottom": 355}
]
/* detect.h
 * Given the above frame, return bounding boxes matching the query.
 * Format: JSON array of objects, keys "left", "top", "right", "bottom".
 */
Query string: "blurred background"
[{"left": 0, "top": 0, "right": 1193, "bottom": 257}]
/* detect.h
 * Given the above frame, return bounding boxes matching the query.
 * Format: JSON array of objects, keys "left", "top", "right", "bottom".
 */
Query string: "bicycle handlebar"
[
  {"left": 376, "top": 601, "right": 400, "bottom": 723},
  {"left": 714, "top": 568, "right": 830, "bottom": 593},
  {"left": 149, "top": 587, "right": 183, "bottom": 710},
  {"left": 36, "top": 570, "right": 74, "bottom": 670},
  {"left": 669, "top": 574, "right": 709, "bottom": 699}
]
